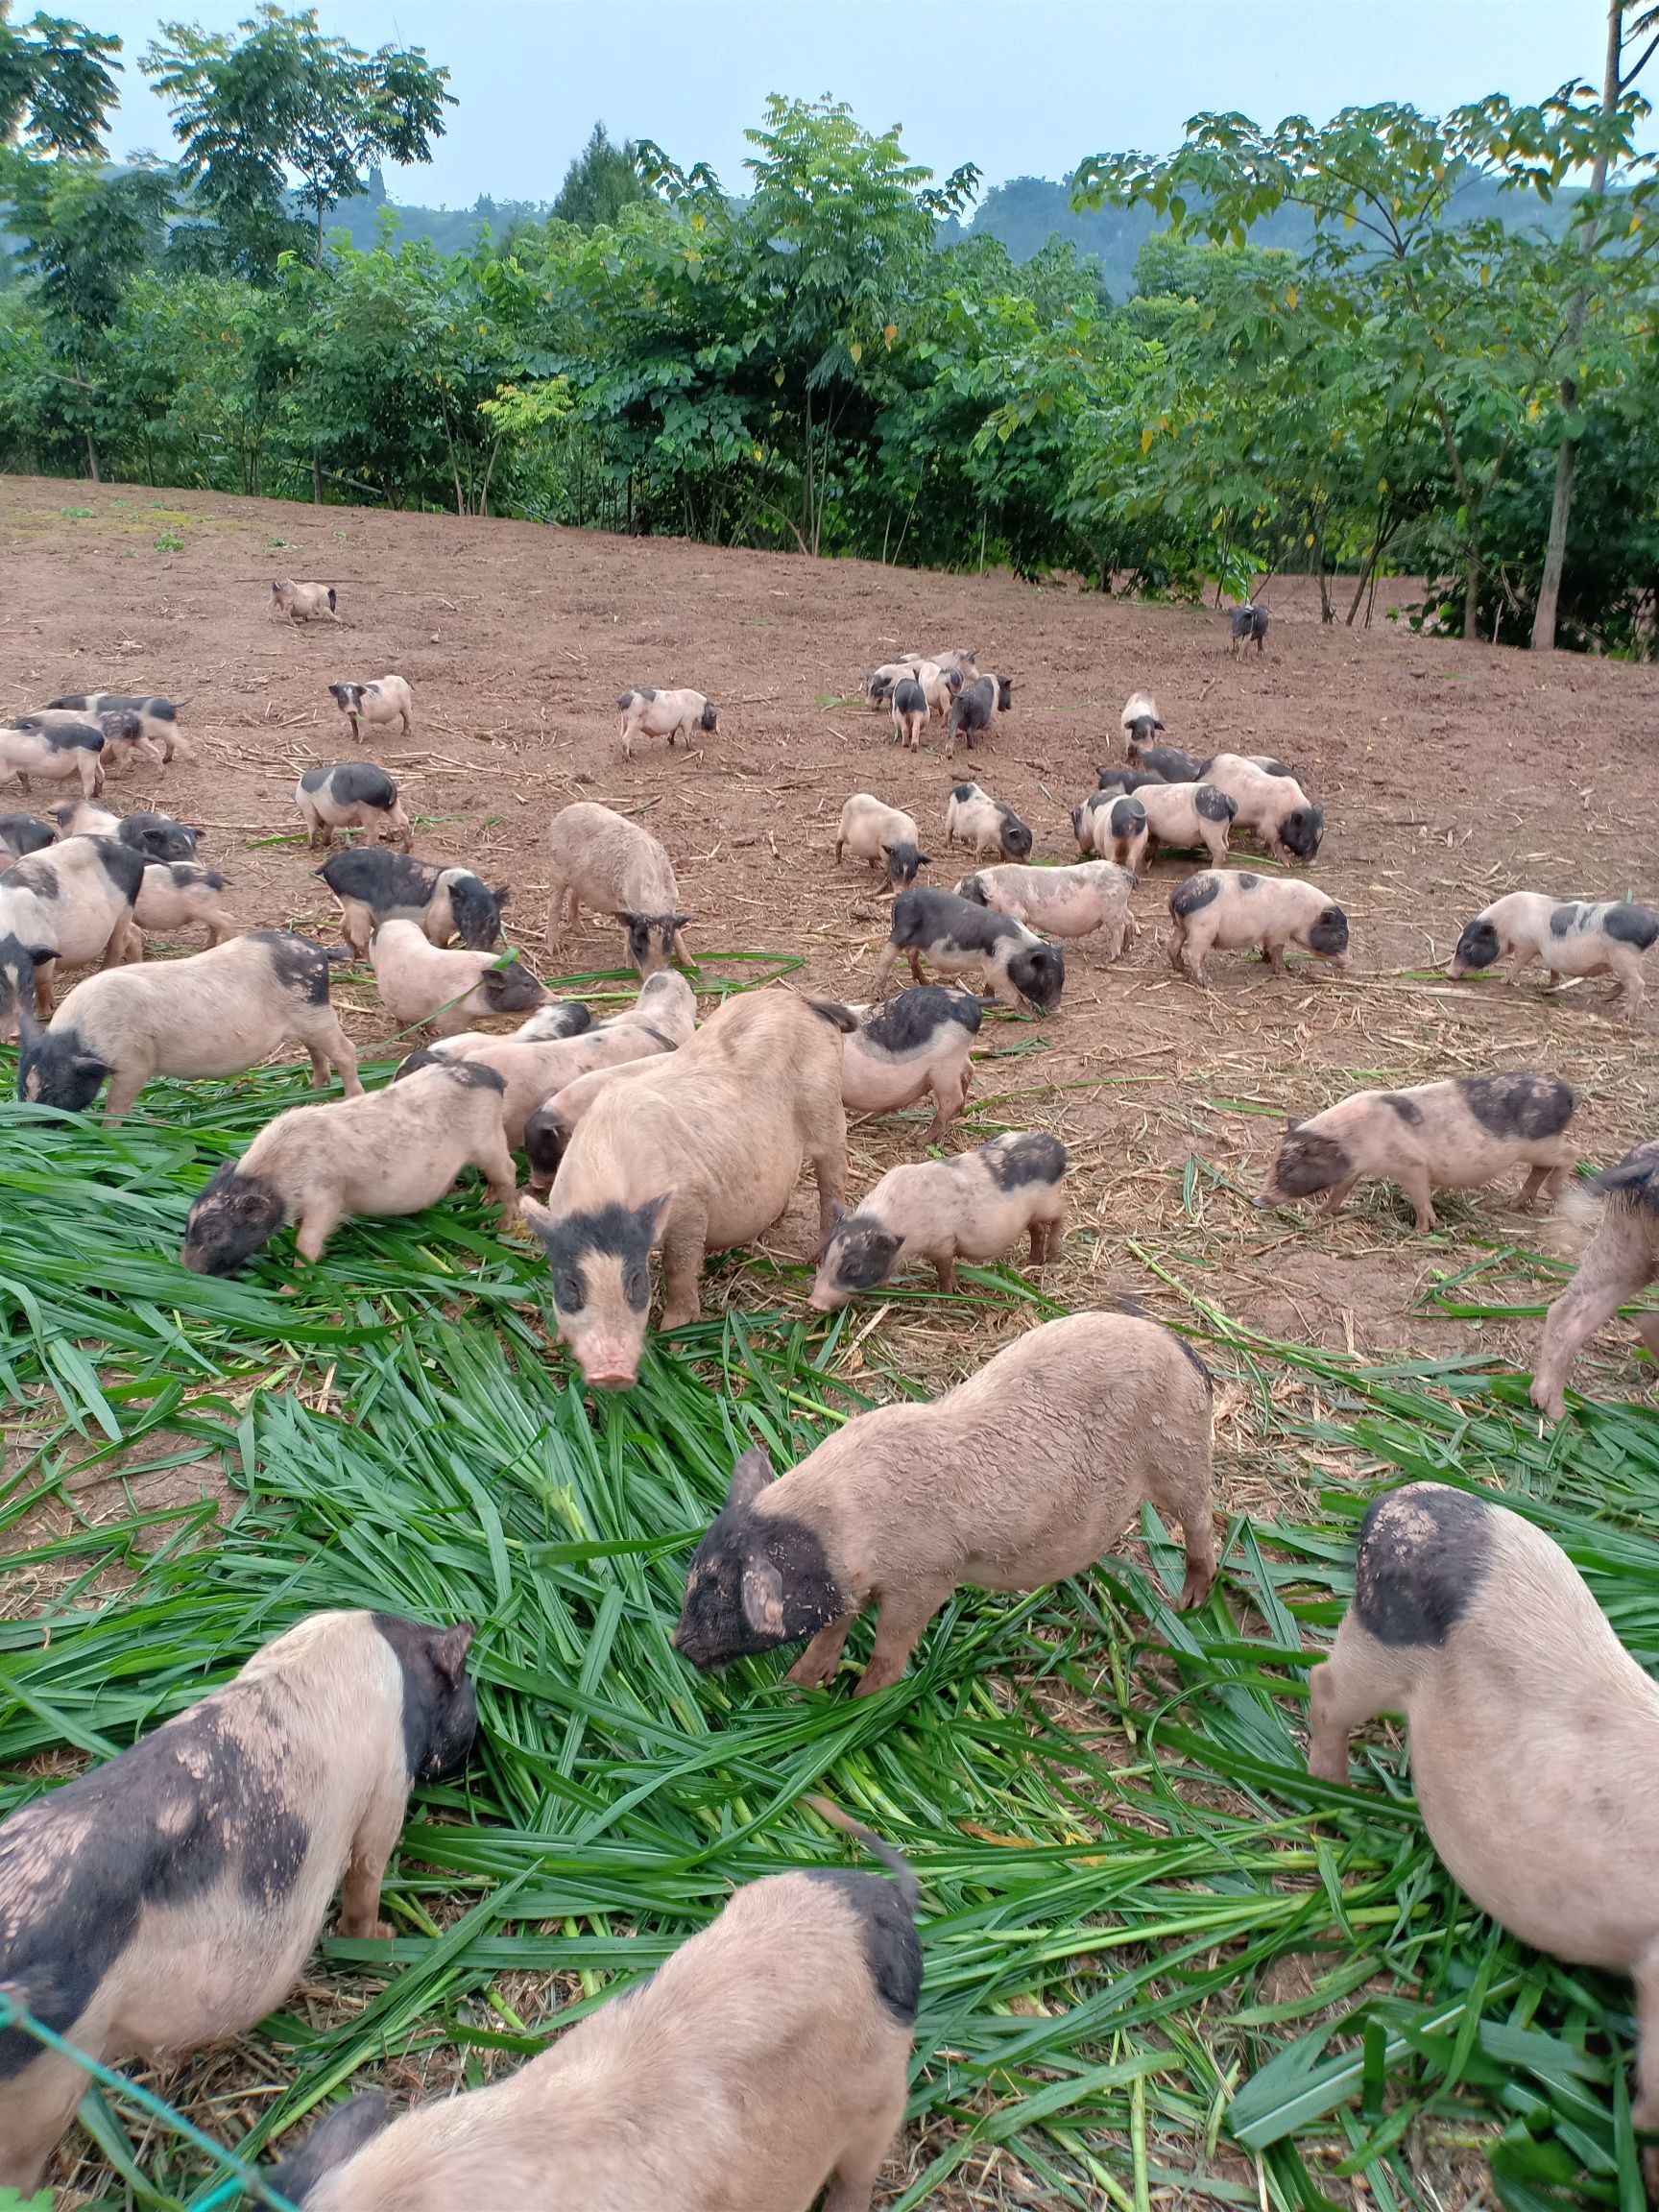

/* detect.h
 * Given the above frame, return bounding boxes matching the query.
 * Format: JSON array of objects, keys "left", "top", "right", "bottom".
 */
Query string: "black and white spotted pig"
[
  {"left": 873, "top": 887, "right": 1065, "bottom": 1014},
  {"left": 272, "top": 578, "right": 340, "bottom": 623},
  {"left": 1197, "top": 755, "right": 1324, "bottom": 861},
  {"left": 889, "top": 676, "right": 928, "bottom": 752},
  {"left": 0, "top": 719, "right": 104, "bottom": 800},
  {"left": 1452, "top": 892, "right": 1659, "bottom": 1014},
  {"left": 1095, "top": 767, "right": 1166, "bottom": 797},
  {"left": 1531, "top": 1140, "right": 1659, "bottom": 1419},
  {"left": 840, "top": 986, "right": 982, "bottom": 1142},
  {"left": 319, "top": 849, "right": 511, "bottom": 958},
  {"left": 834, "top": 795, "right": 929, "bottom": 891},
  {"left": 1134, "top": 781, "right": 1237, "bottom": 867},
  {"left": 52, "top": 804, "right": 199, "bottom": 863},
  {"left": 1125, "top": 738, "right": 1206, "bottom": 780},
  {"left": 0, "top": 813, "right": 53, "bottom": 858},
  {"left": 16, "top": 707, "right": 159, "bottom": 775},
  {"left": 1119, "top": 690, "right": 1164, "bottom": 752},
  {"left": 944, "top": 672, "right": 1013, "bottom": 757},
  {"left": 944, "top": 781, "right": 1032, "bottom": 861},
  {"left": 1230, "top": 602, "right": 1269, "bottom": 655},
  {"left": 42, "top": 693, "right": 186, "bottom": 761},
  {"left": 809, "top": 1132, "right": 1067, "bottom": 1306},
  {"left": 956, "top": 861, "right": 1137, "bottom": 956},
  {"left": 296, "top": 763, "right": 413, "bottom": 853},
  {"left": 1307, "top": 1481, "right": 1659, "bottom": 2185},
  {"left": 0, "top": 1609, "right": 476, "bottom": 2196},
  {"left": 1262, "top": 1072, "right": 1576, "bottom": 1234},
  {"left": 1166, "top": 870, "right": 1349, "bottom": 987},
  {"left": 0, "top": 835, "right": 146, "bottom": 1035},
  {"left": 134, "top": 862, "right": 236, "bottom": 946},
  {"left": 616, "top": 686, "right": 719, "bottom": 758},
  {"left": 1072, "top": 792, "right": 1148, "bottom": 873}
]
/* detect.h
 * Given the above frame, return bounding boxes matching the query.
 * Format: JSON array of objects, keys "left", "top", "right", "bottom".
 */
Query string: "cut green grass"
[{"left": 2, "top": 1072, "right": 1655, "bottom": 2210}]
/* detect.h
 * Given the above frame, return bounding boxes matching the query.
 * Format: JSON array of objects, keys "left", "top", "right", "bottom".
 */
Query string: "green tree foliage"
[
  {"left": 0, "top": 8, "right": 121, "bottom": 155},
  {"left": 551, "top": 120, "right": 648, "bottom": 228},
  {"left": 141, "top": 4, "right": 453, "bottom": 276}
]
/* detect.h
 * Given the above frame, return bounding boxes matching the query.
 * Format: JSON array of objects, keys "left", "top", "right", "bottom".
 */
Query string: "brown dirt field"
[{"left": 5, "top": 476, "right": 1659, "bottom": 2208}]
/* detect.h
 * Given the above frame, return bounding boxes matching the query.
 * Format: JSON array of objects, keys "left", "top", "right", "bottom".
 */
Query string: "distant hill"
[{"left": 324, "top": 167, "right": 549, "bottom": 255}]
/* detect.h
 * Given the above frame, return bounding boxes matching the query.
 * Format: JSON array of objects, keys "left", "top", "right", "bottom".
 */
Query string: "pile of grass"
[{"left": 2, "top": 1061, "right": 1655, "bottom": 2212}]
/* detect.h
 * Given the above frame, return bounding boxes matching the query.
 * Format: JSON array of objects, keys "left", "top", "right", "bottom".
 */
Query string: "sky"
[{"left": 101, "top": 1, "right": 1628, "bottom": 211}]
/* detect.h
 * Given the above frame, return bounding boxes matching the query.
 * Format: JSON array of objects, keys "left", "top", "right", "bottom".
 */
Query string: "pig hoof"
[
  {"left": 1177, "top": 1567, "right": 1214, "bottom": 1611},
  {"left": 661, "top": 1302, "right": 700, "bottom": 1333},
  {"left": 786, "top": 1654, "right": 838, "bottom": 1690}
]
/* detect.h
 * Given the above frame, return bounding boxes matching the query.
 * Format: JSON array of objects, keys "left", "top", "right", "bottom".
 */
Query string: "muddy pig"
[
  {"left": 616, "top": 685, "right": 718, "bottom": 757},
  {"left": 874, "top": 887, "right": 1065, "bottom": 1013},
  {"left": 673, "top": 1309, "right": 1215, "bottom": 1695},
  {"left": 0, "top": 813, "right": 53, "bottom": 858},
  {"left": 183, "top": 1059, "right": 516, "bottom": 1271},
  {"left": 1452, "top": 891, "right": 1659, "bottom": 1013},
  {"left": 1531, "top": 1140, "right": 1659, "bottom": 1419},
  {"left": 834, "top": 794, "right": 928, "bottom": 890},
  {"left": 840, "top": 986, "right": 981, "bottom": 1142},
  {"left": 0, "top": 835, "right": 146, "bottom": 1032},
  {"left": 944, "top": 672, "right": 1013, "bottom": 757},
  {"left": 272, "top": 577, "right": 341, "bottom": 623},
  {"left": 42, "top": 691, "right": 185, "bottom": 760},
  {"left": 371, "top": 919, "right": 546, "bottom": 1038},
  {"left": 328, "top": 674, "right": 413, "bottom": 739},
  {"left": 135, "top": 862, "right": 236, "bottom": 946},
  {"left": 546, "top": 798, "right": 689, "bottom": 973},
  {"left": 944, "top": 781, "right": 1032, "bottom": 861},
  {"left": 0, "top": 719, "right": 104, "bottom": 799},
  {"left": 1119, "top": 690, "right": 1164, "bottom": 751},
  {"left": 959, "top": 859, "right": 1137, "bottom": 956},
  {"left": 1072, "top": 791, "right": 1148, "bottom": 873},
  {"left": 810, "top": 1131, "right": 1067, "bottom": 1305},
  {"left": 1133, "top": 780, "right": 1237, "bottom": 867},
  {"left": 1230, "top": 602, "right": 1269, "bottom": 654},
  {"left": 519, "top": 990, "right": 852, "bottom": 1386},
  {"left": 1196, "top": 754, "right": 1324, "bottom": 861},
  {"left": 265, "top": 1815, "right": 918, "bottom": 2212},
  {"left": 888, "top": 675, "right": 928, "bottom": 751},
  {"left": 1306, "top": 1481, "right": 1659, "bottom": 2179},
  {"left": 0, "top": 1608, "right": 476, "bottom": 2196},
  {"left": 18, "top": 930, "right": 360, "bottom": 1119},
  {"left": 1262, "top": 1071, "right": 1576, "bottom": 1234},
  {"left": 296, "top": 762, "right": 413, "bottom": 852},
  {"left": 1166, "top": 870, "right": 1349, "bottom": 987},
  {"left": 320, "top": 849, "right": 510, "bottom": 958}
]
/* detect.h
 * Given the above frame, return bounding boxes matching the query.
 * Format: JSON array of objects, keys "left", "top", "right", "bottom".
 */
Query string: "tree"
[
  {"left": 551, "top": 121, "right": 648, "bottom": 229},
  {"left": 0, "top": 10, "right": 121, "bottom": 156},
  {"left": 141, "top": 4, "right": 453, "bottom": 276}
]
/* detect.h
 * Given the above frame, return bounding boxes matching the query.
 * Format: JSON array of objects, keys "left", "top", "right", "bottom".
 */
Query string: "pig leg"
[
  {"left": 854, "top": 1587, "right": 948, "bottom": 1695},
  {"left": 102, "top": 1070, "right": 146, "bottom": 1123},
  {"left": 31, "top": 956, "right": 56, "bottom": 1017},
  {"left": 907, "top": 950, "right": 928, "bottom": 984},
  {"left": 470, "top": 1135, "right": 519, "bottom": 1220},
  {"left": 1144, "top": 1444, "right": 1217, "bottom": 1607},
  {"left": 294, "top": 1196, "right": 348, "bottom": 1263},
  {"left": 932, "top": 1256, "right": 958, "bottom": 1291},
  {"left": 925, "top": 1065, "right": 970, "bottom": 1142},
  {"left": 1631, "top": 1949, "right": 1659, "bottom": 2196},
  {"left": 988, "top": 969, "right": 1025, "bottom": 1010},
  {"left": 0, "top": 2047, "right": 94, "bottom": 2195},
  {"left": 787, "top": 1610, "right": 858, "bottom": 1689},
  {"left": 387, "top": 805, "right": 414, "bottom": 854},
  {"left": 1504, "top": 945, "right": 1538, "bottom": 985},
  {"left": 1317, "top": 1176, "right": 1358, "bottom": 1218},
  {"left": 1262, "top": 937, "right": 1289, "bottom": 974},
  {"left": 301, "top": 1013, "right": 362, "bottom": 1096},
  {"left": 1395, "top": 1164, "right": 1438, "bottom": 1234},
  {"left": 1306, "top": 1617, "right": 1405, "bottom": 1784},
  {"left": 1532, "top": 1208, "right": 1657, "bottom": 1418},
  {"left": 336, "top": 1789, "right": 407, "bottom": 1941},
  {"left": 807, "top": 1129, "right": 849, "bottom": 1240},
  {"left": 822, "top": 2092, "right": 908, "bottom": 2212},
  {"left": 659, "top": 1204, "right": 708, "bottom": 1333},
  {"left": 871, "top": 943, "right": 900, "bottom": 997},
  {"left": 1609, "top": 947, "right": 1647, "bottom": 1012}
]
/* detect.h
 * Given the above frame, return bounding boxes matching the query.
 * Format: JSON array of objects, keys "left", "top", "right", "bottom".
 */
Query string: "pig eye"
[
  {"left": 554, "top": 1268, "right": 586, "bottom": 1311},
  {"left": 623, "top": 1264, "right": 650, "bottom": 1310}
]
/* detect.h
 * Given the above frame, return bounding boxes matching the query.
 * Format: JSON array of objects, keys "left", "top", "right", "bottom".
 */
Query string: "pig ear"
[
  {"left": 1285, "top": 1118, "right": 1302, "bottom": 1133},
  {"left": 612, "top": 909, "right": 641, "bottom": 926},
  {"left": 637, "top": 1191, "right": 670, "bottom": 1238},
  {"left": 269, "top": 2092, "right": 391, "bottom": 2204},
  {"left": 726, "top": 1445, "right": 774, "bottom": 1511},
  {"left": 519, "top": 1194, "right": 556, "bottom": 1240},
  {"left": 916, "top": 853, "right": 932, "bottom": 867},
  {"left": 429, "top": 1623, "right": 474, "bottom": 1688},
  {"left": 740, "top": 1552, "right": 785, "bottom": 1638},
  {"left": 670, "top": 913, "right": 693, "bottom": 928}
]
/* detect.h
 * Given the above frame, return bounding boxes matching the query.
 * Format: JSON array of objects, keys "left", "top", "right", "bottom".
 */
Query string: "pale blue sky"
[{"left": 99, "top": 2, "right": 1629, "bottom": 209}]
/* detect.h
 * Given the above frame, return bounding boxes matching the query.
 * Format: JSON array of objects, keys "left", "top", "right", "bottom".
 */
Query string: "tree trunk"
[
  {"left": 84, "top": 427, "right": 100, "bottom": 483},
  {"left": 312, "top": 447, "right": 323, "bottom": 505},
  {"left": 1464, "top": 526, "right": 1481, "bottom": 643},
  {"left": 1531, "top": 0, "right": 1622, "bottom": 650}
]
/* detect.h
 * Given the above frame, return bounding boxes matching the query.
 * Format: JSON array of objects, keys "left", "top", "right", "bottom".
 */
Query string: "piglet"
[
  {"left": 834, "top": 794, "right": 928, "bottom": 890},
  {"left": 1126, "top": 739, "right": 1205, "bottom": 780},
  {"left": 1072, "top": 792, "right": 1148, "bottom": 874},
  {"left": 1166, "top": 870, "right": 1348, "bottom": 986},
  {"left": 115, "top": 808, "right": 199, "bottom": 863},
  {"left": 1198, "top": 754, "right": 1324, "bottom": 861},
  {"left": 616, "top": 686, "right": 718, "bottom": 757},
  {"left": 889, "top": 676, "right": 928, "bottom": 752},
  {"left": 840, "top": 986, "right": 982, "bottom": 1142},
  {"left": 944, "top": 672, "right": 1012, "bottom": 757},
  {"left": 43, "top": 692, "right": 185, "bottom": 761},
  {"left": 1307, "top": 1481, "right": 1659, "bottom": 2183},
  {"left": 1452, "top": 892, "right": 1659, "bottom": 1014},
  {"left": 328, "top": 675, "right": 414, "bottom": 740},
  {"left": 182, "top": 1059, "right": 517, "bottom": 1271},
  {"left": 0, "top": 836, "right": 147, "bottom": 1032},
  {"left": 272, "top": 578, "right": 341, "bottom": 623},
  {"left": 265, "top": 1818, "right": 917, "bottom": 2212},
  {"left": 1262, "top": 1071, "right": 1576, "bottom": 1234},
  {"left": 1119, "top": 690, "right": 1164, "bottom": 752},
  {"left": 944, "top": 781, "right": 1032, "bottom": 861},
  {"left": 0, "top": 813, "right": 53, "bottom": 858},
  {"left": 873, "top": 887, "right": 1065, "bottom": 1014},
  {"left": 1532, "top": 1140, "right": 1659, "bottom": 1419},
  {"left": 319, "top": 849, "right": 510, "bottom": 957},
  {"left": 958, "top": 860, "right": 1137, "bottom": 956},
  {"left": 1134, "top": 780, "right": 1237, "bottom": 866},
  {"left": 16, "top": 707, "right": 160, "bottom": 775},
  {"left": 371, "top": 919, "right": 546, "bottom": 1038},
  {"left": 296, "top": 763, "right": 412, "bottom": 852},
  {"left": 0, "top": 1609, "right": 476, "bottom": 2195},
  {"left": 673, "top": 1309, "right": 1215, "bottom": 1695},
  {"left": 810, "top": 1131, "right": 1066, "bottom": 1305},
  {"left": 545, "top": 800, "right": 689, "bottom": 974},
  {"left": 134, "top": 862, "right": 236, "bottom": 947},
  {"left": 1230, "top": 603, "right": 1268, "bottom": 654},
  {"left": 0, "top": 720, "right": 104, "bottom": 799}
]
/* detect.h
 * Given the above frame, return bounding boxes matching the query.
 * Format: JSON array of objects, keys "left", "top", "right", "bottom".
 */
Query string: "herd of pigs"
[{"left": 3, "top": 593, "right": 1659, "bottom": 2204}]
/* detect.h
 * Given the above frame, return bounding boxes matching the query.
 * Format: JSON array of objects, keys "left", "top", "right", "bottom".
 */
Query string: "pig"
[
  {"left": 50, "top": 798, "right": 120, "bottom": 839},
  {"left": 0, "top": 719, "right": 104, "bottom": 799},
  {"left": 834, "top": 794, "right": 928, "bottom": 891},
  {"left": 809, "top": 1131, "right": 1068, "bottom": 1305},
  {"left": 17, "top": 931, "right": 361, "bottom": 1120},
  {"left": 263, "top": 1817, "right": 918, "bottom": 2212},
  {"left": 1095, "top": 766, "right": 1165, "bottom": 796},
  {"left": 1531, "top": 1141, "right": 1659, "bottom": 1419},
  {"left": 1305, "top": 1481, "right": 1659, "bottom": 2182},
  {"left": 41, "top": 693, "right": 186, "bottom": 761},
  {"left": 181, "top": 1059, "right": 517, "bottom": 1271},
  {"left": 520, "top": 1055, "right": 669, "bottom": 1193},
  {"left": 616, "top": 685, "right": 719, "bottom": 757},
  {"left": 1119, "top": 690, "right": 1164, "bottom": 752},
  {"left": 16, "top": 706, "right": 160, "bottom": 775},
  {"left": 1072, "top": 791, "right": 1149, "bottom": 873},
  {"left": 944, "top": 672, "right": 1013, "bottom": 757},
  {"left": 115, "top": 809, "right": 200, "bottom": 863},
  {"left": 1197, "top": 754, "right": 1324, "bottom": 860},
  {"left": 519, "top": 989, "right": 853, "bottom": 1386},
  {"left": 1166, "top": 870, "right": 1349, "bottom": 987},
  {"left": 0, "top": 1609, "right": 477, "bottom": 2199},
  {"left": 944, "top": 781, "right": 1032, "bottom": 862},
  {"left": 0, "top": 814, "right": 53, "bottom": 858},
  {"left": 913, "top": 660, "right": 965, "bottom": 719},
  {"left": 370, "top": 919, "right": 546, "bottom": 1039},
  {"left": 863, "top": 660, "right": 913, "bottom": 707},
  {"left": 318, "top": 849, "right": 511, "bottom": 958},
  {"left": 928, "top": 646, "right": 979, "bottom": 675},
  {"left": 1126, "top": 739, "right": 1206, "bottom": 781},
  {"left": 412, "top": 970, "right": 696, "bottom": 1154},
  {"left": 873, "top": 887, "right": 1065, "bottom": 1015},
  {"left": 545, "top": 799, "right": 689, "bottom": 974},
  {"left": 296, "top": 762, "right": 413, "bottom": 853},
  {"left": 1451, "top": 892, "right": 1659, "bottom": 1013},
  {"left": 513, "top": 999, "right": 593, "bottom": 1043},
  {"left": 888, "top": 676, "right": 928, "bottom": 752},
  {"left": 0, "top": 836, "right": 146, "bottom": 1032},
  {"left": 1130, "top": 780, "right": 1237, "bottom": 868},
  {"left": 272, "top": 578, "right": 341, "bottom": 623},
  {"left": 673, "top": 1308, "right": 1216, "bottom": 1695},
  {"left": 1230, "top": 602, "right": 1269, "bottom": 654},
  {"left": 328, "top": 675, "right": 414, "bottom": 740},
  {"left": 1262, "top": 1071, "right": 1577, "bottom": 1234},
  {"left": 955, "top": 859, "right": 1138, "bottom": 956},
  {"left": 135, "top": 862, "right": 236, "bottom": 947},
  {"left": 839, "top": 986, "right": 982, "bottom": 1142}
]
